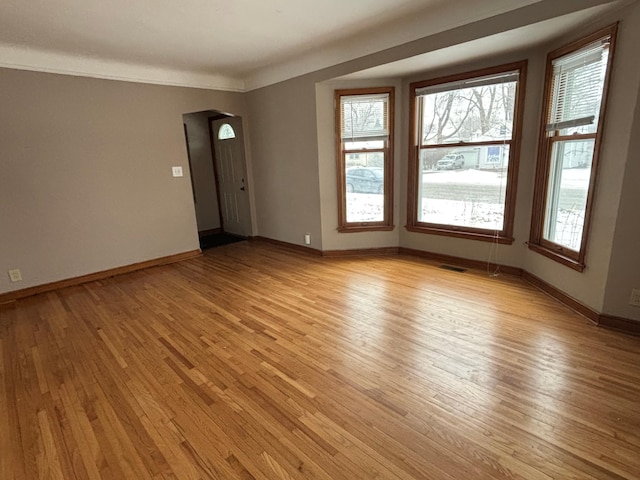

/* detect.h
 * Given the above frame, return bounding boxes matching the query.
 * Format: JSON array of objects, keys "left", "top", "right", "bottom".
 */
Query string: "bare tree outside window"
[{"left": 407, "top": 62, "right": 527, "bottom": 243}]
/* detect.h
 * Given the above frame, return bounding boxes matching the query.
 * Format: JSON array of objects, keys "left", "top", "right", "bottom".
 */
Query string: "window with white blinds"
[
  {"left": 529, "top": 25, "right": 617, "bottom": 271},
  {"left": 335, "top": 88, "right": 394, "bottom": 231},
  {"left": 340, "top": 94, "right": 389, "bottom": 142}
]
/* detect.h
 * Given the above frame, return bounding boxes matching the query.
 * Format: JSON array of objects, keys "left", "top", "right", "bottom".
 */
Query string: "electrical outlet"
[
  {"left": 8, "top": 269, "right": 22, "bottom": 282},
  {"left": 172, "top": 166, "right": 183, "bottom": 177},
  {"left": 304, "top": 233, "right": 311, "bottom": 245},
  {"left": 629, "top": 289, "right": 640, "bottom": 307}
]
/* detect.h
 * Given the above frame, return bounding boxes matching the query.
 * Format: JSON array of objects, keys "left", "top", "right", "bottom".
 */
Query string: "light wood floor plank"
[{"left": 1, "top": 241, "right": 640, "bottom": 479}]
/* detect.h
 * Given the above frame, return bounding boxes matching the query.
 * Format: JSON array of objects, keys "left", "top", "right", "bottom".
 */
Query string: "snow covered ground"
[
  {"left": 346, "top": 193, "right": 384, "bottom": 223},
  {"left": 420, "top": 198, "right": 504, "bottom": 230},
  {"left": 419, "top": 169, "right": 507, "bottom": 229}
]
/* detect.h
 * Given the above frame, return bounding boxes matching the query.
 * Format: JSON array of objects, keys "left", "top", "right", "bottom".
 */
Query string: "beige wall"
[
  {"left": 0, "top": 68, "right": 246, "bottom": 294},
  {"left": 183, "top": 111, "right": 221, "bottom": 232},
  {"left": 603, "top": 75, "right": 640, "bottom": 320},
  {"left": 246, "top": 78, "right": 324, "bottom": 248}
]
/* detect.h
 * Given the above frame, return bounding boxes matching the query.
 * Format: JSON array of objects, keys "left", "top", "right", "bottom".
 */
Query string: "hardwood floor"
[{"left": 1, "top": 241, "right": 639, "bottom": 480}]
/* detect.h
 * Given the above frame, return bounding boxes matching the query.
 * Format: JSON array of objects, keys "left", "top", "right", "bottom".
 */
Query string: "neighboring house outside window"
[
  {"left": 529, "top": 25, "right": 617, "bottom": 271},
  {"left": 335, "top": 87, "right": 395, "bottom": 232},
  {"left": 407, "top": 61, "right": 527, "bottom": 244}
]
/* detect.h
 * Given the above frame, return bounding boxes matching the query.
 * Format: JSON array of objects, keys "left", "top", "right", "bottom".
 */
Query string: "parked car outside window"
[
  {"left": 436, "top": 154, "right": 465, "bottom": 170},
  {"left": 345, "top": 167, "right": 384, "bottom": 194}
]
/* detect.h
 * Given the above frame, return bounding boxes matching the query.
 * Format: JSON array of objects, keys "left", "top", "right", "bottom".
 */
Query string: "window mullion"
[
  {"left": 419, "top": 139, "right": 514, "bottom": 150},
  {"left": 343, "top": 148, "right": 387, "bottom": 155}
]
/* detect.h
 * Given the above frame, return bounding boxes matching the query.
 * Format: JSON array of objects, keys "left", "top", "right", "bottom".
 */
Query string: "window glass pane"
[
  {"left": 419, "top": 80, "right": 517, "bottom": 145},
  {"left": 543, "top": 139, "right": 595, "bottom": 251},
  {"left": 345, "top": 163, "right": 384, "bottom": 223},
  {"left": 218, "top": 123, "right": 236, "bottom": 140},
  {"left": 417, "top": 145, "right": 510, "bottom": 230}
]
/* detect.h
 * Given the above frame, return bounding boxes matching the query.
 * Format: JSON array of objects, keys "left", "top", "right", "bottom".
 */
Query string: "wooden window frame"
[
  {"left": 528, "top": 25, "right": 618, "bottom": 272},
  {"left": 406, "top": 61, "right": 527, "bottom": 244},
  {"left": 335, "top": 87, "right": 395, "bottom": 233}
]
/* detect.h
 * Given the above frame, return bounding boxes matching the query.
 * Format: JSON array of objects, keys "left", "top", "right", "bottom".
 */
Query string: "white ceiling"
[
  {"left": 0, "top": 0, "right": 630, "bottom": 91},
  {"left": 336, "top": 4, "right": 617, "bottom": 81}
]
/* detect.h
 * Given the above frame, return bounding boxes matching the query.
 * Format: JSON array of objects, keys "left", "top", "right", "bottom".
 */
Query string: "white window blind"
[
  {"left": 547, "top": 37, "right": 610, "bottom": 132},
  {"left": 340, "top": 93, "right": 389, "bottom": 141}
]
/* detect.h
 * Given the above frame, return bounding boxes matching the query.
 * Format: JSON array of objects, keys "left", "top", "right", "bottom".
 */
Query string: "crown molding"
[{"left": 0, "top": 43, "right": 245, "bottom": 92}]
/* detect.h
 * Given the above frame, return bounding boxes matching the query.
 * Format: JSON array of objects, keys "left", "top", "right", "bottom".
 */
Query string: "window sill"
[
  {"left": 527, "top": 242, "right": 585, "bottom": 272},
  {"left": 405, "top": 224, "right": 514, "bottom": 244},
  {"left": 338, "top": 225, "right": 394, "bottom": 233}
]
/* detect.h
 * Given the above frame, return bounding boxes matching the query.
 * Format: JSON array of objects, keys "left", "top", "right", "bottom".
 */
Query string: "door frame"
[{"left": 207, "top": 114, "right": 229, "bottom": 233}]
